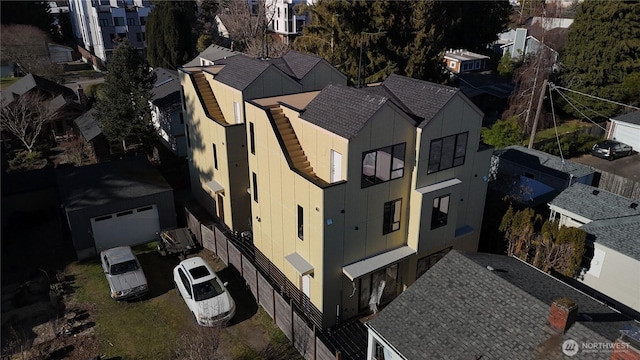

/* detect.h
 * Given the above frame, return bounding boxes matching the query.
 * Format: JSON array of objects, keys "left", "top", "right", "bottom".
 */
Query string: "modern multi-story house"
[
  {"left": 267, "top": 0, "right": 313, "bottom": 44},
  {"left": 178, "top": 51, "right": 346, "bottom": 233},
  {"left": 69, "top": 0, "right": 152, "bottom": 66},
  {"left": 244, "top": 74, "right": 492, "bottom": 328}
]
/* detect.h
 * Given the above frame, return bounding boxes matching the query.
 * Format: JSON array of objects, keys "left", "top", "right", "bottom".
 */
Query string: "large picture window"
[
  {"left": 361, "top": 143, "right": 406, "bottom": 188},
  {"left": 383, "top": 199, "right": 401, "bottom": 235},
  {"left": 431, "top": 194, "right": 450, "bottom": 229},
  {"left": 428, "top": 132, "right": 468, "bottom": 174}
]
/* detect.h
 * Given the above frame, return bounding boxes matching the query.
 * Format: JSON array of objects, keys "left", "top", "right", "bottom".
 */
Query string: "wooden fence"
[
  {"left": 187, "top": 212, "right": 341, "bottom": 360},
  {"left": 597, "top": 171, "right": 640, "bottom": 201}
]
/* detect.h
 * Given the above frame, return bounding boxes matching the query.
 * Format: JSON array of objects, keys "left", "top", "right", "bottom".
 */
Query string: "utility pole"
[{"left": 528, "top": 79, "right": 548, "bottom": 149}]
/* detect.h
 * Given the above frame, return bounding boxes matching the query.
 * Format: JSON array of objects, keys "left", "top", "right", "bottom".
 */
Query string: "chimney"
[
  {"left": 549, "top": 297, "right": 578, "bottom": 333},
  {"left": 77, "top": 84, "right": 87, "bottom": 109}
]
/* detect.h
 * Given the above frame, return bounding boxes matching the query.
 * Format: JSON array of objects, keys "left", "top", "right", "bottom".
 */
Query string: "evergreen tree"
[
  {"left": 94, "top": 40, "right": 157, "bottom": 153},
  {"left": 146, "top": 1, "right": 197, "bottom": 68},
  {"left": 560, "top": 0, "right": 640, "bottom": 118}
]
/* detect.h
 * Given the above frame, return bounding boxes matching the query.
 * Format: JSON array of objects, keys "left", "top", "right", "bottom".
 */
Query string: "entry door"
[
  {"left": 330, "top": 150, "right": 342, "bottom": 183},
  {"left": 302, "top": 274, "right": 311, "bottom": 297},
  {"left": 217, "top": 193, "right": 225, "bottom": 223}
]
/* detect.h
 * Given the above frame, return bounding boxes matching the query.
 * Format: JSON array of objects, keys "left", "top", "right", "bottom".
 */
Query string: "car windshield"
[
  {"left": 193, "top": 279, "right": 224, "bottom": 301},
  {"left": 110, "top": 260, "right": 139, "bottom": 275}
]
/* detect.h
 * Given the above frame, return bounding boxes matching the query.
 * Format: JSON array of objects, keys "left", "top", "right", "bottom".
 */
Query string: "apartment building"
[
  {"left": 267, "top": 0, "right": 313, "bottom": 44},
  {"left": 179, "top": 51, "right": 346, "bottom": 233},
  {"left": 244, "top": 74, "right": 492, "bottom": 328},
  {"left": 69, "top": 0, "right": 152, "bottom": 65}
]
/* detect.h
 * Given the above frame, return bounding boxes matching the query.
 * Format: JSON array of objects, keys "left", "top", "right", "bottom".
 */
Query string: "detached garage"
[
  {"left": 58, "top": 157, "right": 177, "bottom": 259},
  {"left": 609, "top": 111, "right": 640, "bottom": 151}
]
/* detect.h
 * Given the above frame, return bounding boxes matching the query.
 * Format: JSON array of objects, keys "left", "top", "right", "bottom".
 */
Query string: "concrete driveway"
[{"left": 571, "top": 152, "right": 640, "bottom": 182}]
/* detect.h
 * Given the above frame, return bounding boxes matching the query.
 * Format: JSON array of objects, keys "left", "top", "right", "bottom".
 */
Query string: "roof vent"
[
  {"left": 592, "top": 190, "right": 600, "bottom": 195},
  {"left": 631, "top": 203, "right": 638, "bottom": 209},
  {"left": 486, "top": 266, "right": 495, "bottom": 271}
]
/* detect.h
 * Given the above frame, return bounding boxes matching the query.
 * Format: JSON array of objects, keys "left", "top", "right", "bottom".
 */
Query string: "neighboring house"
[
  {"left": 366, "top": 250, "right": 640, "bottom": 359},
  {"left": 498, "top": 28, "right": 559, "bottom": 62},
  {"left": 182, "top": 44, "right": 238, "bottom": 67},
  {"left": 58, "top": 156, "right": 176, "bottom": 259},
  {"left": 73, "top": 108, "right": 110, "bottom": 162},
  {"left": 68, "top": 0, "right": 152, "bottom": 65},
  {"left": 150, "top": 68, "right": 186, "bottom": 157},
  {"left": 244, "top": 74, "right": 492, "bottom": 329},
  {"left": 491, "top": 146, "right": 596, "bottom": 207},
  {"left": 548, "top": 183, "right": 640, "bottom": 313},
  {"left": 1, "top": 73, "right": 83, "bottom": 142},
  {"left": 608, "top": 111, "right": 640, "bottom": 151},
  {"left": 529, "top": 16, "right": 575, "bottom": 31},
  {"left": 268, "top": 0, "right": 312, "bottom": 44},
  {"left": 178, "top": 50, "right": 346, "bottom": 234},
  {"left": 444, "top": 49, "right": 490, "bottom": 74},
  {"left": 48, "top": 43, "right": 75, "bottom": 63}
]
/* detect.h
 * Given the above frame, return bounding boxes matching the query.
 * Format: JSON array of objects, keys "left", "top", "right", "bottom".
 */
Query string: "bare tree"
[
  {"left": 0, "top": 92, "right": 62, "bottom": 153},
  {"left": 0, "top": 24, "right": 63, "bottom": 79}
]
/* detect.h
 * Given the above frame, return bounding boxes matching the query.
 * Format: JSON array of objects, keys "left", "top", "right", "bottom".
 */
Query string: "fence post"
[{"left": 313, "top": 324, "right": 317, "bottom": 360}]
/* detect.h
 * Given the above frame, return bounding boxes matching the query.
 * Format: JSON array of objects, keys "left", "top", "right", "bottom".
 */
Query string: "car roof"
[
  {"left": 178, "top": 257, "right": 216, "bottom": 283},
  {"left": 101, "top": 246, "right": 137, "bottom": 263},
  {"left": 598, "top": 140, "right": 622, "bottom": 146}
]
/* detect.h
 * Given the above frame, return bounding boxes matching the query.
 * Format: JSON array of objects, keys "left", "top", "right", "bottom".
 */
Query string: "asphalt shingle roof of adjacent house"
[
  {"left": 182, "top": 44, "right": 239, "bottom": 67},
  {"left": 549, "top": 183, "right": 640, "bottom": 221},
  {"left": 1, "top": 73, "right": 75, "bottom": 105},
  {"left": 580, "top": 215, "right": 640, "bottom": 261},
  {"left": 496, "top": 145, "right": 595, "bottom": 179},
  {"left": 73, "top": 108, "right": 101, "bottom": 142},
  {"left": 151, "top": 68, "right": 180, "bottom": 108},
  {"left": 280, "top": 50, "right": 323, "bottom": 79},
  {"left": 57, "top": 157, "right": 172, "bottom": 211},
  {"left": 301, "top": 83, "right": 390, "bottom": 139},
  {"left": 612, "top": 111, "right": 640, "bottom": 126},
  {"left": 380, "top": 74, "right": 459, "bottom": 127},
  {"left": 214, "top": 55, "right": 274, "bottom": 91},
  {"left": 367, "top": 250, "right": 639, "bottom": 360}
]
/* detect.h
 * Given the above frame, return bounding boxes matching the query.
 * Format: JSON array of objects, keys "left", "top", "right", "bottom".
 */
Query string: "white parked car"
[
  {"left": 100, "top": 246, "right": 148, "bottom": 301},
  {"left": 173, "top": 256, "right": 236, "bottom": 326}
]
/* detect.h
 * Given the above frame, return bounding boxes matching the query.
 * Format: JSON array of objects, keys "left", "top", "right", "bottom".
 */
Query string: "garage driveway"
[{"left": 571, "top": 152, "right": 640, "bottom": 183}]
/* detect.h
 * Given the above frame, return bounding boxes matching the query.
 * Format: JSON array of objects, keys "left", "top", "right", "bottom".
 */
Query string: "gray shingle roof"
[
  {"left": 301, "top": 83, "right": 390, "bottom": 139},
  {"left": 581, "top": 215, "right": 640, "bottom": 261},
  {"left": 214, "top": 55, "right": 273, "bottom": 91},
  {"left": 497, "top": 145, "right": 596, "bottom": 179},
  {"left": 73, "top": 108, "right": 101, "bottom": 142},
  {"left": 381, "top": 74, "right": 458, "bottom": 127},
  {"left": 182, "top": 44, "right": 239, "bottom": 67},
  {"left": 281, "top": 50, "right": 322, "bottom": 79},
  {"left": 1, "top": 73, "right": 75, "bottom": 105},
  {"left": 612, "top": 111, "right": 640, "bottom": 126},
  {"left": 151, "top": 67, "right": 180, "bottom": 108},
  {"left": 57, "top": 157, "right": 172, "bottom": 212},
  {"left": 549, "top": 183, "right": 640, "bottom": 221},
  {"left": 367, "top": 250, "right": 638, "bottom": 360}
]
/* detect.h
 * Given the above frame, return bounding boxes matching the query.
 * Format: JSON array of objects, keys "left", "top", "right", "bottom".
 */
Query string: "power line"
[
  {"left": 551, "top": 84, "right": 640, "bottom": 111},
  {"left": 552, "top": 87, "right": 607, "bottom": 131}
]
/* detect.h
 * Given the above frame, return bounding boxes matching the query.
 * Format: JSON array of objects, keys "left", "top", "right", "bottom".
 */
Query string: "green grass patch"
[
  {"left": 0, "top": 77, "right": 19, "bottom": 89},
  {"left": 533, "top": 120, "right": 590, "bottom": 142}
]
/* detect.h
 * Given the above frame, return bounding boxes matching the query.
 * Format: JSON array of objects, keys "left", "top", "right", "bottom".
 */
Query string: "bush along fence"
[{"left": 184, "top": 207, "right": 346, "bottom": 360}]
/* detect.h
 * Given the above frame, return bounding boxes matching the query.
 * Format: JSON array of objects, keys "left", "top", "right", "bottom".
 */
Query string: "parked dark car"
[{"left": 591, "top": 140, "right": 633, "bottom": 160}]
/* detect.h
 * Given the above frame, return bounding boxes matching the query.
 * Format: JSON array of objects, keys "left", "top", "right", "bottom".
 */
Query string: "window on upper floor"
[
  {"left": 181, "top": 86, "right": 186, "bottom": 110},
  {"left": 361, "top": 143, "right": 406, "bottom": 188},
  {"left": 213, "top": 143, "right": 218, "bottom": 170},
  {"left": 127, "top": 17, "right": 135, "bottom": 26},
  {"left": 136, "top": 32, "right": 142, "bottom": 42},
  {"left": 252, "top": 172, "right": 258, "bottom": 203},
  {"left": 180, "top": 112, "right": 184, "bottom": 124},
  {"left": 140, "top": 16, "right": 146, "bottom": 25},
  {"left": 383, "top": 199, "right": 402, "bottom": 235},
  {"left": 114, "top": 17, "right": 125, "bottom": 26},
  {"left": 297, "top": 205, "right": 303, "bottom": 240},
  {"left": 186, "top": 125, "right": 191, "bottom": 148},
  {"left": 99, "top": 18, "right": 109, "bottom": 26},
  {"left": 233, "top": 101, "right": 241, "bottom": 124},
  {"left": 427, "top": 132, "right": 468, "bottom": 174},
  {"left": 249, "top": 122, "right": 255, "bottom": 155},
  {"left": 416, "top": 247, "right": 451, "bottom": 279},
  {"left": 431, "top": 194, "right": 450, "bottom": 229}
]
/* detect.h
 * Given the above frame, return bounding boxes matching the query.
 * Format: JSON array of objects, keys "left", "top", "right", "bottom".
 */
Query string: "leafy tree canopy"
[
  {"left": 294, "top": 0, "right": 512, "bottom": 85},
  {"left": 1, "top": 1, "right": 53, "bottom": 34},
  {"left": 146, "top": 1, "right": 197, "bottom": 68},
  {"left": 481, "top": 116, "right": 524, "bottom": 148},
  {"left": 94, "top": 40, "right": 156, "bottom": 153},
  {"left": 559, "top": 0, "right": 640, "bottom": 118}
]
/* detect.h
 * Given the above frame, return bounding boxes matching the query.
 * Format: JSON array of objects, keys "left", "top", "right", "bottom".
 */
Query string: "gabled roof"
[
  {"left": 1, "top": 73, "right": 75, "bottom": 105},
  {"left": 281, "top": 50, "right": 323, "bottom": 79},
  {"left": 380, "top": 74, "right": 459, "bottom": 127},
  {"left": 57, "top": 156, "right": 172, "bottom": 212},
  {"left": 496, "top": 146, "right": 595, "bottom": 179},
  {"left": 581, "top": 215, "right": 640, "bottom": 261},
  {"left": 73, "top": 108, "right": 102, "bottom": 142},
  {"left": 301, "top": 83, "right": 390, "bottom": 139},
  {"left": 549, "top": 183, "right": 640, "bottom": 221},
  {"left": 182, "top": 44, "right": 239, "bottom": 67},
  {"left": 151, "top": 67, "right": 181, "bottom": 108},
  {"left": 367, "top": 250, "right": 639, "bottom": 359},
  {"left": 612, "top": 111, "right": 640, "bottom": 126},
  {"left": 213, "top": 55, "right": 275, "bottom": 91}
]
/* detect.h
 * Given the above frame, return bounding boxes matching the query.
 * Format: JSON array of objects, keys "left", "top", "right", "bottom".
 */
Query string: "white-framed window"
[
  {"left": 233, "top": 101, "right": 241, "bottom": 124},
  {"left": 383, "top": 199, "right": 401, "bottom": 235}
]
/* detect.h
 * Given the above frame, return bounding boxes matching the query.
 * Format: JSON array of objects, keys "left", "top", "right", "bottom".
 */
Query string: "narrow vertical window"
[
  {"left": 297, "top": 205, "right": 303, "bottom": 240},
  {"left": 431, "top": 194, "right": 450, "bottom": 229},
  {"left": 383, "top": 199, "right": 402, "bottom": 234},
  {"left": 252, "top": 172, "right": 258, "bottom": 203},
  {"left": 234, "top": 101, "right": 241, "bottom": 124},
  {"left": 249, "top": 122, "right": 256, "bottom": 155},
  {"left": 186, "top": 125, "right": 191, "bottom": 148},
  {"left": 213, "top": 143, "right": 218, "bottom": 170},
  {"left": 181, "top": 86, "right": 186, "bottom": 110},
  {"left": 179, "top": 112, "right": 184, "bottom": 124}
]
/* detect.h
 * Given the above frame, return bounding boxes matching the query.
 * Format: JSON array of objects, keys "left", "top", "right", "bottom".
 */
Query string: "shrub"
[{"left": 538, "top": 132, "right": 599, "bottom": 158}]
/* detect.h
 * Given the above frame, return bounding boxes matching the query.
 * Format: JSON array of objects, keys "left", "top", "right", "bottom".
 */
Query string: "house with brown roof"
[{"left": 243, "top": 74, "right": 493, "bottom": 329}]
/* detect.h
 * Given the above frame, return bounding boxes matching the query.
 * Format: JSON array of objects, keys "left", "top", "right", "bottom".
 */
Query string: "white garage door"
[
  {"left": 612, "top": 122, "right": 640, "bottom": 151},
  {"left": 91, "top": 205, "right": 161, "bottom": 252}
]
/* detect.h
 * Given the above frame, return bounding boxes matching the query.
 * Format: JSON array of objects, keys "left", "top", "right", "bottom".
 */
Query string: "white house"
[
  {"left": 608, "top": 111, "right": 640, "bottom": 151},
  {"left": 150, "top": 68, "right": 186, "bottom": 157}
]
